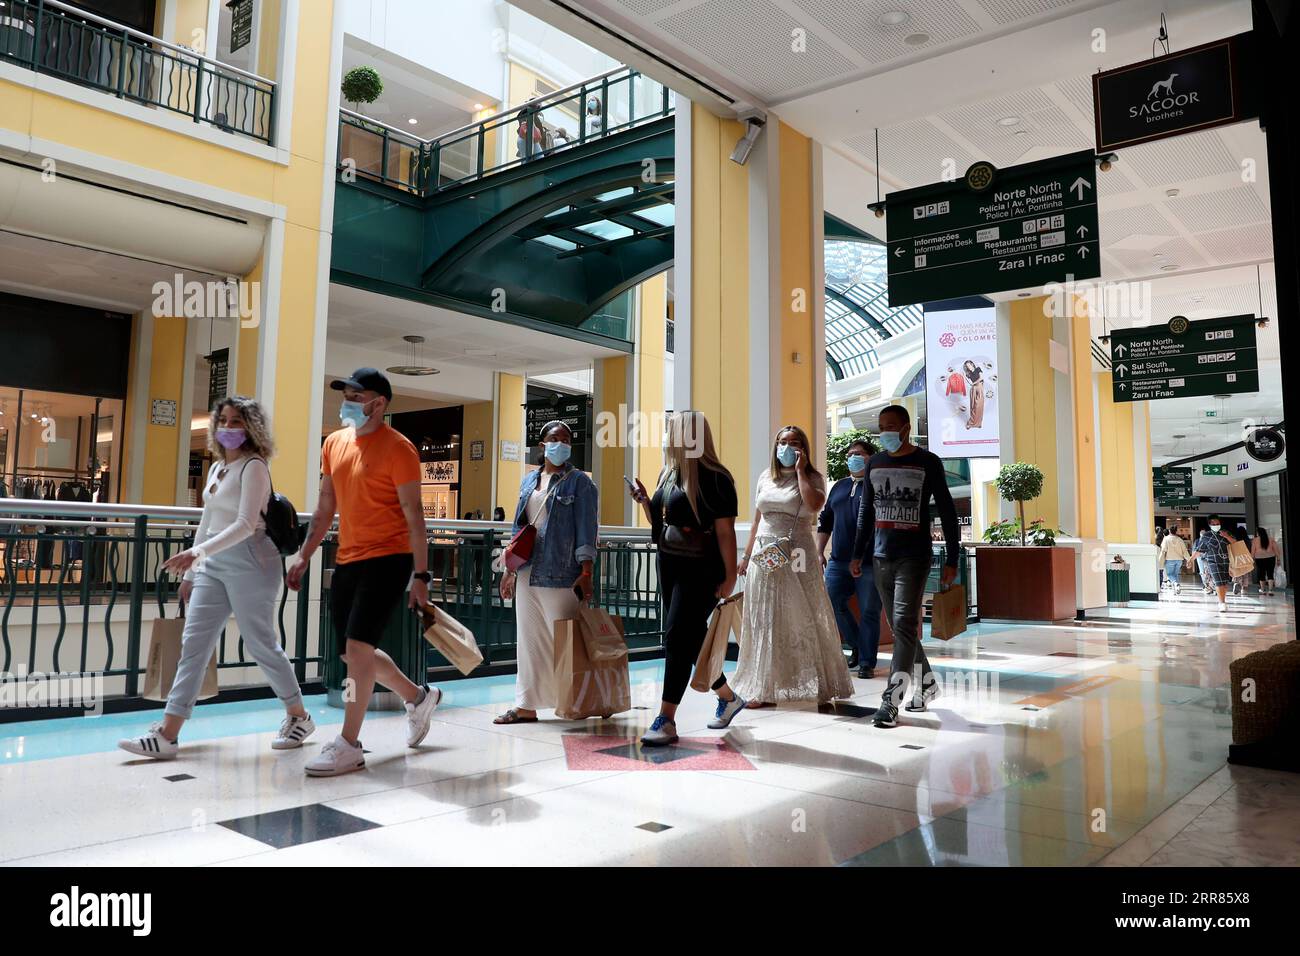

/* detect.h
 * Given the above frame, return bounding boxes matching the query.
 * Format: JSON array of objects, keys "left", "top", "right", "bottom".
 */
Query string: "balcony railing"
[
  {"left": 0, "top": 0, "right": 276, "bottom": 145},
  {"left": 337, "top": 65, "right": 674, "bottom": 196}
]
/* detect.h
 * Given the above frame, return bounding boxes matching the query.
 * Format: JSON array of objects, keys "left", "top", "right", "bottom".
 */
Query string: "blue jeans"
[
  {"left": 1164, "top": 559, "right": 1184, "bottom": 586},
  {"left": 825, "top": 558, "right": 881, "bottom": 668}
]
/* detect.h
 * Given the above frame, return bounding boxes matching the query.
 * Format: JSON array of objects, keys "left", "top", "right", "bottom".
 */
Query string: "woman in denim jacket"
[{"left": 495, "top": 421, "right": 599, "bottom": 723}]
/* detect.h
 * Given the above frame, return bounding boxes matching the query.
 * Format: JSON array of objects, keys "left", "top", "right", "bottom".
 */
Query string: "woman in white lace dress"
[{"left": 732, "top": 425, "right": 854, "bottom": 706}]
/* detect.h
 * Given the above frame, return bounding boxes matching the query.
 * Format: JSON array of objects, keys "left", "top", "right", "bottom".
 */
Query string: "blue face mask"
[
  {"left": 776, "top": 444, "right": 798, "bottom": 467},
  {"left": 846, "top": 454, "right": 867, "bottom": 474},
  {"left": 544, "top": 442, "right": 571, "bottom": 466},
  {"left": 339, "top": 399, "right": 369, "bottom": 429},
  {"left": 879, "top": 431, "right": 902, "bottom": 453}
]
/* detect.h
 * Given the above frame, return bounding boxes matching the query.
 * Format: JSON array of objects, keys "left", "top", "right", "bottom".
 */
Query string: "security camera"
[{"left": 730, "top": 110, "right": 767, "bottom": 166}]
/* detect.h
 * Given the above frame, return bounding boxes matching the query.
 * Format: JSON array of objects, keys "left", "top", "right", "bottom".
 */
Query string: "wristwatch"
[{"left": 412, "top": 571, "right": 432, "bottom": 583}]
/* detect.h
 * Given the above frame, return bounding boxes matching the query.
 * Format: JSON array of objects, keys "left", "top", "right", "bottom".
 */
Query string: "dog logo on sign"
[{"left": 1148, "top": 73, "right": 1178, "bottom": 98}]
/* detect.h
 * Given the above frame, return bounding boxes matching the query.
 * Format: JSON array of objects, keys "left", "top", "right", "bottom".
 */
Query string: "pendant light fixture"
[{"left": 387, "top": 335, "right": 440, "bottom": 376}]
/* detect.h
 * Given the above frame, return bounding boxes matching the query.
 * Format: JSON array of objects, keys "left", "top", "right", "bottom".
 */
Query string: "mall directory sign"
[
  {"left": 1092, "top": 34, "right": 1253, "bottom": 152},
  {"left": 1109, "top": 314, "right": 1259, "bottom": 403},
  {"left": 1153, "top": 466, "right": 1193, "bottom": 502},
  {"left": 884, "top": 150, "right": 1100, "bottom": 307}
]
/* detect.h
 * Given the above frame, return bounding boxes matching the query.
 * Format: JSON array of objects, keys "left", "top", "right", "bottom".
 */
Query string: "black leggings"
[{"left": 659, "top": 552, "right": 728, "bottom": 705}]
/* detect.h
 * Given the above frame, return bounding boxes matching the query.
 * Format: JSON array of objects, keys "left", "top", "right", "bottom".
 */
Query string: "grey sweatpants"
[
  {"left": 165, "top": 535, "right": 304, "bottom": 719},
  {"left": 874, "top": 555, "right": 934, "bottom": 705}
]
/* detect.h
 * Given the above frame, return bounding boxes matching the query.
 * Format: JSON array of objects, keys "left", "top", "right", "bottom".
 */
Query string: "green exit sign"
[
  {"left": 1204, "top": 410, "right": 1219, "bottom": 418},
  {"left": 1203, "top": 463, "right": 1228, "bottom": 475}
]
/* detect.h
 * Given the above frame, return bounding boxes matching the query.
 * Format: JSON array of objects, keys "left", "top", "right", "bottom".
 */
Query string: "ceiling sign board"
[
  {"left": 228, "top": 0, "right": 254, "bottom": 54},
  {"left": 885, "top": 151, "right": 1100, "bottom": 307},
  {"left": 1109, "top": 314, "right": 1259, "bottom": 403},
  {"left": 1092, "top": 33, "right": 1254, "bottom": 153},
  {"left": 1245, "top": 427, "right": 1285, "bottom": 463},
  {"left": 1153, "top": 466, "right": 1193, "bottom": 505}
]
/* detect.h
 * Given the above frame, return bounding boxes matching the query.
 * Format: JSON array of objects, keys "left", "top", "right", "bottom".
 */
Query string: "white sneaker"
[
  {"left": 405, "top": 685, "right": 442, "bottom": 747},
  {"left": 304, "top": 734, "right": 365, "bottom": 777},
  {"left": 118, "top": 723, "right": 178, "bottom": 760},
  {"left": 272, "top": 713, "right": 316, "bottom": 750},
  {"left": 707, "top": 694, "right": 748, "bottom": 729},
  {"left": 1218, "top": 602, "right": 1228, "bottom": 613}
]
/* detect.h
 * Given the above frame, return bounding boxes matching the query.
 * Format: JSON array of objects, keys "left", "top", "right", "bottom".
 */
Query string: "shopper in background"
[
  {"left": 1194, "top": 526, "right": 1215, "bottom": 593},
  {"left": 121, "top": 397, "right": 312, "bottom": 760},
  {"left": 732, "top": 425, "right": 853, "bottom": 709},
  {"left": 493, "top": 506, "right": 507, "bottom": 522},
  {"left": 1158, "top": 526, "right": 1190, "bottom": 596},
  {"left": 852, "top": 405, "right": 961, "bottom": 729},
  {"left": 629, "top": 411, "right": 743, "bottom": 745},
  {"left": 817, "top": 437, "right": 882, "bottom": 678},
  {"left": 1155, "top": 527, "right": 1167, "bottom": 589},
  {"left": 288, "top": 368, "right": 442, "bottom": 776},
  {"left": 1191, "top": 515, "right": 1234, "bottom": 613},
  {"left": 495, "top": 421, "right": 598, "bottom": 724},
  {"left": 1253, "top": 527, "right": 1282, "bottom": 595}
]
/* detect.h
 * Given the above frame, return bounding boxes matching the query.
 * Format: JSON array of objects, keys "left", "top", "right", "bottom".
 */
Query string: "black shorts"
[{"left": 330, "top": 552, "right": 414, "bottom": 647}]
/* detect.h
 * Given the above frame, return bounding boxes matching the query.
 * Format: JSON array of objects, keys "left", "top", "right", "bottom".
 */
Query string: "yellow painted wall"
[
  {"left": 1070, "top": 297, "right": 1099, "bottom": 538},
  {"left": 172, "top": 0, "right": 209, "bottom": 47},
  {"left": 598, "top": 356, "right": 628, "bottom": 525},
  {"left": 636, "top": 272, "right": 667, "bottom": 528},
  {"left": 140, "top": 317, "right": 188, "bottom": 504},
  {"left": 1097, "top": 372, "right": 1138, "bottom": 541},
  {"left": 1008, "top": 297, "right": 1059, "bottom": 530},
  {"left": 689, "top": 103, "right": 750, "bottom": 506},
  {"left": 460, "top": 401, "right": 495, "bottom": 517},
  {"left": 257, "top": 0, "right": 284, "bottom": 81},
  {"left": 778, "top": 121, "right": 815, "bottom": 443},
  {"left": 495, "top": 373, "right": 525, "bottom": 514}
]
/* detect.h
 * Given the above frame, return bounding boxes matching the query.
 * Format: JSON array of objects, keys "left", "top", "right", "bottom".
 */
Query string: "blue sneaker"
[
  {"left": 640, "top": 714, "right": 678, "bottom": 747},
  {"left": 708, "top": 694, "right": 747, "bottom": 729}
]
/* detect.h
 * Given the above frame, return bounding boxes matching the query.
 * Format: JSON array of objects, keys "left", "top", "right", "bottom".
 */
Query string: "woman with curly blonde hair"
[{"left": 119, "top": 396, "right": 314, "bottom": 760}]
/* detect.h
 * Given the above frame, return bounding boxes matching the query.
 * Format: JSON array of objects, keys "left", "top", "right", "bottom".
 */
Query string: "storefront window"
[{"left": 0, "top": 387, "right": 122, "bottom": 502}]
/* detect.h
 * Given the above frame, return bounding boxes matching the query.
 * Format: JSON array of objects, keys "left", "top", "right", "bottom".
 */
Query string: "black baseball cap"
[{"left": 330, "top": 367, "right": 392, "bottom": 401}]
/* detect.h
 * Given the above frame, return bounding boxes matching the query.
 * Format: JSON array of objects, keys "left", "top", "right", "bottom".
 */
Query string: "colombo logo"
[{"left": 939, "top": 332, "right": 956, "bottom": 348}]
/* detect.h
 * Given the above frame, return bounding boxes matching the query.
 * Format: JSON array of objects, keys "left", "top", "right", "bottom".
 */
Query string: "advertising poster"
[{"left": 924, "top": 305, "right": 999, "bottom": 459}]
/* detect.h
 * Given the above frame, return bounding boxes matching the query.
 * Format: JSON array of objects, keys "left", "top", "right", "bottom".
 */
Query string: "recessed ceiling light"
[
  {"left": 997, "top": 116, "right": 1021, "bottom": 127},
  {"left": 877, "top": 10, "right": 910, "bottom": 26},
  {"left": 473, "top": 103, "right": 485, "bottom": 110},
  {"left": 408, "top": 118, "right": 418, "bottom": 125},
  {"left": 1014, "top": 130, "right": 1028, "bottom": 137},
  {"left": 1165, "top": 187, "right": 1180, "bottom": 198},
  {"left": 1161, "top": 264, "right": 1179, "bottom": 271},
  {"left": 904, "top": 32, "right": 930, "bottom": 46}
]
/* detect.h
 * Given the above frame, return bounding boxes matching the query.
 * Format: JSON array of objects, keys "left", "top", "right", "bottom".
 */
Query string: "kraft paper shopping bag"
[
  {"left": 929, "top": 585, "right": 967, "bottom": 641},
  {"left": 419, "top": 602, "right": 484, "bottom": 675},
  {"left": 576, "top": 605, "right": 627, "bottom": 663},
  {"left": 142, "top": 616, "right": 219, "bottom": 701},
  {"left": 554, "top": 617, "right": 630, "bottom": 719},
  {"left": 690, "top": 592, "right": 743, "bottom": 692}
]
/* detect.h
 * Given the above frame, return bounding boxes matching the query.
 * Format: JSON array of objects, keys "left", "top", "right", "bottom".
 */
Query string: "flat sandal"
[{"left": 494, "top": 708, "right": 538, "bottom": 724}]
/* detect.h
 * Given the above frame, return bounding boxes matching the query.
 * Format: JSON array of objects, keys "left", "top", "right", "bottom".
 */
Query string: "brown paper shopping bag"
[
  {"left": 554, "top": 617, "right": 630, "bottom": 719},
  {"left": 418, "top": 602, "right": 484, "bottom": 675},
  {"left": 929, "top": 585, "right": 967, "bottom": 641},
  {"left": 690, "top": 592, "right": 743, "bottom": 692},
  {"left": 1228, "top": 539, "right": 1256, "bottom": 579},
  {"left": 576, "top": 605, "right": 627, "bottom": 662},
  {"left": 142, "top": 615, "right": 219, "bottom": 701}
]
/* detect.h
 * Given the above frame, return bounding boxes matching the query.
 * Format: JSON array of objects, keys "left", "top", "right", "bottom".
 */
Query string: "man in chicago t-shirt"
[{"left": 850, "top": 405, "right": 961, "bottom": 729}]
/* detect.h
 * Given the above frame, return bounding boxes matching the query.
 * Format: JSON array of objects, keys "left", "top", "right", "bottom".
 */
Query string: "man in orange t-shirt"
[{"left": 287, "top": 368, "right": 442, "bottom": 776}]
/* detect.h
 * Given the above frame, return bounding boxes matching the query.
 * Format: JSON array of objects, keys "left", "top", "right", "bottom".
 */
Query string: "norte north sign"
[
  {"left": 1153, "top": 466, "right": 1192, "bottom": 504},
  {"left": 1092, "top": 34, "right": 1255, "bottom": 153},
  {"left": 885, "top": 151, "right": 1100, "bottom": 307},
  {"left": 1109, "top": 314, "right": 1259, "bottom": 403}
]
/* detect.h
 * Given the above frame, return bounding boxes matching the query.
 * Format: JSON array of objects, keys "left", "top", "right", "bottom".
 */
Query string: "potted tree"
[
  {"left": 975, "top": 462, "right": 1077, "bottom": 621},
  {"left": 340, "top": 66, "right": 386, "bottom": 180},
  {"left": 825, "top": 428, "right": 877, "bottom": 481}
]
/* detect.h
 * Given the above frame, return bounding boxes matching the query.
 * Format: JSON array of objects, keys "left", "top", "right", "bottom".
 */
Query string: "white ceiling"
[
  {"left": 327, "top": 282, "right": 623, "bottom": 389},
  {"left": 342, "top": 37, "right": 484, "bottom": 138}
]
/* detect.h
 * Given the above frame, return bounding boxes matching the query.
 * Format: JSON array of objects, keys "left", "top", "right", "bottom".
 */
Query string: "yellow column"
[
  {"left": 778, "top": 121, "right": 816, "bottom": 442},
  {"left": 138, "top": 315, "right": 188, "bottom": 505},
  {"left": 1097, "top": 372, "right": 1139, "bottom": 542},
  {"left": 636, "top": 273, "right": 668, "bottom": 526},
  {"left": 460, "top": 401, "right": 495, "bottom": 517},
  {"left": 689, "top": 104, "right": 750, "bottom": 505},
  {"left": 1070, "top": 297, "right": 1099, "bottom": 539},
  {"left": 597, "top": 355, "right": 629, "bottom": 525},
  {"left": 495, "top": 373, "right": 525, "bottom": 514},
  {"left": 1007, "top": 296, "right": 1060, "bottom": 529}
]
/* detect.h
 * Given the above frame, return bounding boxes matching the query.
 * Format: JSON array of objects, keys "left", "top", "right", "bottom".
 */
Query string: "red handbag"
[
  {"left": 503, "top": 524, "right": 536, "bottom": 572},
  {"left": 503, "top": 476, "right": 560, "bottom": 571}
]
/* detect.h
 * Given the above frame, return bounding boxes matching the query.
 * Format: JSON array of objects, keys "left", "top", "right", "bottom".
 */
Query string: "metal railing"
[
  {"left": 0, "top": 0, "right": 276, "bottom": 145},
  {"left": 337, "top": 65, "right": 674, "bottom": 195},
  {"left": 0, "top": 499, "right": 667, "bottom": 721}
]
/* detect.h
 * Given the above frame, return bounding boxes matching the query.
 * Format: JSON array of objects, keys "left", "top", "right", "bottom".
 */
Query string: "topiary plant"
[
  {"left": 341, "top": 66, "right": 383, "bottom": 112},
  {"left": 825, "top": 429, "right": 878, "bottom": 481},
  {"left": 994, "top": 461, "right": 1045, "bottom": 547}
]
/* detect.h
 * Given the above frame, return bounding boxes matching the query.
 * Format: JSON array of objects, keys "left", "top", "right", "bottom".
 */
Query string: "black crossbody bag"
[
  {"left": 248, "top": 458, "right": 305, "bottom": 555},
  {"left": 657, "top": 471, "right": 716, "bottom": 559}
]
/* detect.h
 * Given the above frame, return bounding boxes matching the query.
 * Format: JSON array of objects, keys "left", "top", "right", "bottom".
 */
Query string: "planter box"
[{"left": 974, "top": 545, "right": 1076, "bottom": 622}]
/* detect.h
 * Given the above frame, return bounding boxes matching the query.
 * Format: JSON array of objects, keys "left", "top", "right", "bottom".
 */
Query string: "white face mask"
[{"left": 1209, "top": 524, "right": 1221, "bottom": 532}]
